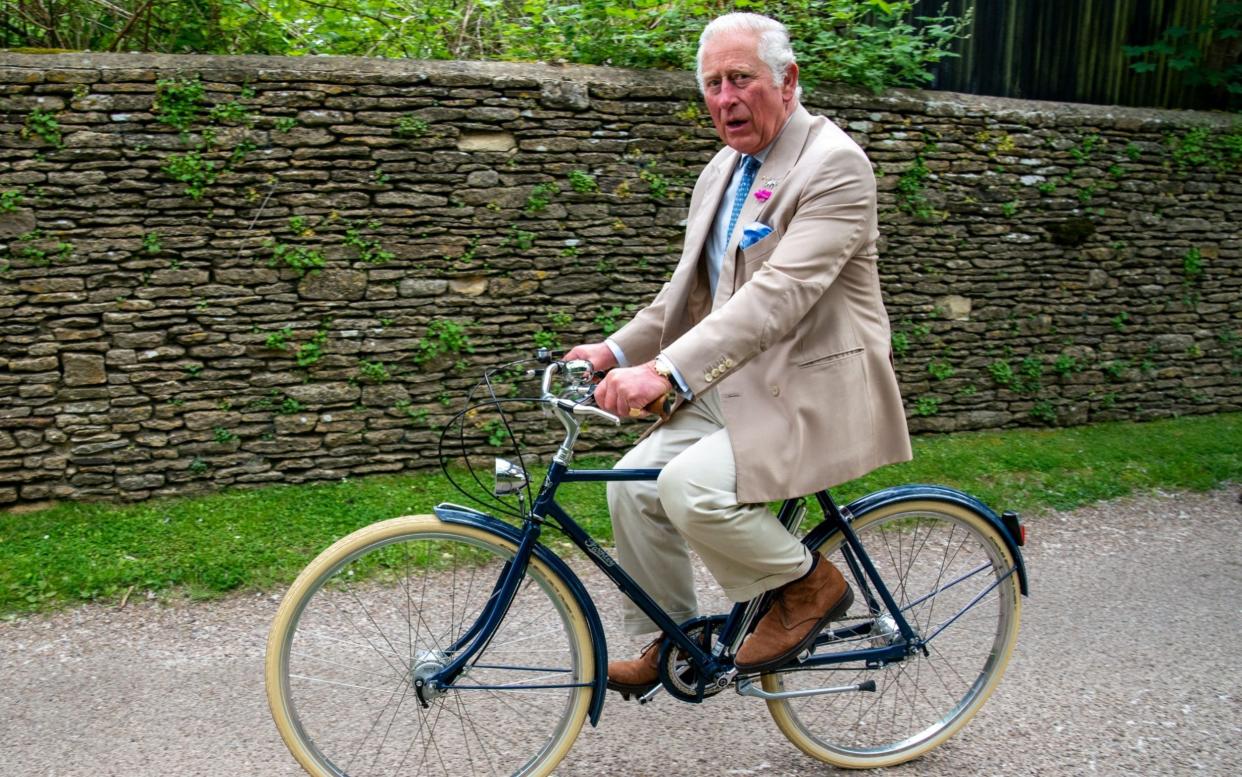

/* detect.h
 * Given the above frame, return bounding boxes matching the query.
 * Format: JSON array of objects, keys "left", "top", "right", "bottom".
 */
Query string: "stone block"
[{"left": 62, "top": 353, "right": 107, "bottom": 386}]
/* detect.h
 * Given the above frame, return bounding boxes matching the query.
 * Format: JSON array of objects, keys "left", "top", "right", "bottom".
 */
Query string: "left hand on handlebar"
[{"left": 593, "top": 364, "right": 672, "bottom": 419}]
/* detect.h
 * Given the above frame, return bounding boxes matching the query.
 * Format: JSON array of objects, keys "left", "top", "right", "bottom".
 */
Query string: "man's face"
[{"left": 700, "top": 30, "right": 798, "bottom": 155}]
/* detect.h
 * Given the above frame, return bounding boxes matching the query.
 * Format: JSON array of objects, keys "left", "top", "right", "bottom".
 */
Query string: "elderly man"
[{"left": 566, "top": 12, "right": 911, "bottom": 694}]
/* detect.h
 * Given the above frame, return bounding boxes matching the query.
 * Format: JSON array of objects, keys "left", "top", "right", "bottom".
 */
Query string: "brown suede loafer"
[
  {"left": 606, "top": 636, "right": 662, "bottom": 697},
  {"left": 733, "top": 553, "right": 853, "bottom": 672}
]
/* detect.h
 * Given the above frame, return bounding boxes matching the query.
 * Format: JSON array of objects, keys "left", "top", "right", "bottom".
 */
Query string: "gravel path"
[{"left": 2, "top": 487, "right": 1240, "bottom": 776}]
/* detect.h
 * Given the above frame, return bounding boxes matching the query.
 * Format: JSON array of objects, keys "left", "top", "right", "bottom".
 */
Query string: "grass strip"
[{"left": 1, "top": 412, "right": 1238, "bottom": 616}]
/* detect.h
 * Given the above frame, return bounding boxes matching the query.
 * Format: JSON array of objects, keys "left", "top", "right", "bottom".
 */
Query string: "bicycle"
[{"left": 266, "top": 353, "right": 1029, "bottom": 775}]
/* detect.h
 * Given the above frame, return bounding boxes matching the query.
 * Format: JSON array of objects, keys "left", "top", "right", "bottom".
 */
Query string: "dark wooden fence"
[{"left": 913, "top": 0, "right": 1230, "bottom": 110}]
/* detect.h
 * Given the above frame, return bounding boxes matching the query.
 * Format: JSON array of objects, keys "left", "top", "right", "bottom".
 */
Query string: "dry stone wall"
[{"left": 0, "top": 53, "right": 1238, "bottom": 505}]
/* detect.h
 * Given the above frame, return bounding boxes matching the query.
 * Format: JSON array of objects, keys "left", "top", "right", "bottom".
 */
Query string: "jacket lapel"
[{"left": 714, "top": 106, "right": 816, "bottom": 306}]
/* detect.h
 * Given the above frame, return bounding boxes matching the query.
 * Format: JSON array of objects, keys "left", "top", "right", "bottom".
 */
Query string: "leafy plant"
[
  {"left": 639, "top": 167, "right": 668, "bottom": 199},
  {"left": 896, "top": 148, "right": 935, "bottom": 219},
  {"left": 162, "top": 150, "right": 219, "bottom": 199},
  {"left": 1029, "top": 401, "right": 1056, "bottom": 424},
  {"left": 1124, "top": 2, "right": 1242, "bottom": 109},
  {"left": 988, "top": 360, "right": 1015, "bottom": 388},
  {"left": 914, "top": 396, "right": 940, "bottom": 416},
  {"left": 1183, "top": 247, "right": 1204, "bottom": 283},
  {"left": 0, "top": 189, "right": 22, "bottom": 212},
  {"left": 482, "top": 419, "right": 510, "bottom": 447},
  {"left": 593, "top": 305, "right": 624, "bottom": 336},
  {"left": 264, "top": 327, "right": 293, "bottom": 351},
  {"left": 927, "top": 360, "right": 955, "bottom": 381},
  {"left": 343, "top": 220, "right": 394, "bottom": 264},
  {"left": 274, "top": 117, "right": 297, "bottom": 132},
  {"left": 356, "top": 360, "right": 391, "bottom": 384},
  {"left": 568, "top": 169, "right": 598, "bottom": 193},
  {"left": 207, "top": 85, "right": 256, "bottom": 125},
  {"left": 213, "top": 427, "right": 238, "bottom": 444},
  {"left": 524, "top": 182, "right": 560, "bottom": 214},
  {"left": 266, "top": 240, "right": 325, "bottom": 276},
  {"left": 415, "top": 319, "right": 473, "bottom": 366},
  {"left": 22, "top": 108, "right": 63, "bottom": 148},
  {"left": 142, "top": 231, "right": 162, "bottom": 254},
  {"left": 396, "top": 115, "right": 429, "bottom": 138},
  {"left": 153, "top": 76, "right": 205, "bottom": 134},
  {"left": 295, "top": 324, "right": 331, "bottom": 368}
]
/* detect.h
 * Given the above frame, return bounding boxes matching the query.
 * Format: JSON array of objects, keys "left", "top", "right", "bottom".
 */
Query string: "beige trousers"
[{"left": 607, "top": 389, "right": 813, "bottom": 635}]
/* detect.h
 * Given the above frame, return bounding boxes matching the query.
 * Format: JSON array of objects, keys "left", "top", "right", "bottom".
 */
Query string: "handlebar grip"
[{"left": 571, "top": 403, "right": 621, "bottom": 425}]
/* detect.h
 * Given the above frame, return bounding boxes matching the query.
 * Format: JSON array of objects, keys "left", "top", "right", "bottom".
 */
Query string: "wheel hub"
[{"left": 412, "top": 649, "right": 449, "bottom": 703}]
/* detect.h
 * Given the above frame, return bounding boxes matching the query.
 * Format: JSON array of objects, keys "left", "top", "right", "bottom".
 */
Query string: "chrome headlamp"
[{"left": 493, "top": 458, "right": 528, "bottom": 496}]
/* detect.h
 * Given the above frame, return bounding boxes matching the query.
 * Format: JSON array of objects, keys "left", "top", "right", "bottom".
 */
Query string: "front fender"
[
  {"left": 806, "top": 485, "right": 1029, "bottom": 596},
  {"left": 433, "top": 503, "right": 609, "bottom": 726}
]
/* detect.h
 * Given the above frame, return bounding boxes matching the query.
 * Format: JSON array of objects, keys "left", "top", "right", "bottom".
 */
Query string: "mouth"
[{"left": 725, "top": 118, "right": 748, "bottom": 132}]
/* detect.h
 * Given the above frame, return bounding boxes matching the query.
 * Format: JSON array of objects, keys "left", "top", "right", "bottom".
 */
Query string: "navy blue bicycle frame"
[{"left": 433, "top": 457, "right": 945, "bottom": 690}]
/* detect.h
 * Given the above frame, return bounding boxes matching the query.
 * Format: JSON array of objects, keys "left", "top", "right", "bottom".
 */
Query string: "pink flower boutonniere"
[{"left": 753, "top": 179, "right": 778, "bottom": 202}]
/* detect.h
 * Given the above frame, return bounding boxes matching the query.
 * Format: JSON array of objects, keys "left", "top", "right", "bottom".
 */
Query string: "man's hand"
[
  {"left": 594, "top": 363, "right": 672, "bottom": 419},
  {"left": 564, "top": 342, "right": 618, "bottom": 373}
]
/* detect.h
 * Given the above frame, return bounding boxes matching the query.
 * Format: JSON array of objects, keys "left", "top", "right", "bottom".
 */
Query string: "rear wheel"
[
  {"left": 764, "top": 499, "right": 1021, "bottom": 768},
  {"left": 266, "top": 515, "right": 594, "bottom": 777}
]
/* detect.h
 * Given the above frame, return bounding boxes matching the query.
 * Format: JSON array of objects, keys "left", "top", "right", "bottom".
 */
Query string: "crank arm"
[{"left": 734, "top": 676, "right": 876, "bottom": 700}]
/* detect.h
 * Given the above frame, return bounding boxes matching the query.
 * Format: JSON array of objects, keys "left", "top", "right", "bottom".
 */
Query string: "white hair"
[{"left": 696, "top": 12, "right": 801, "bottom": 100}]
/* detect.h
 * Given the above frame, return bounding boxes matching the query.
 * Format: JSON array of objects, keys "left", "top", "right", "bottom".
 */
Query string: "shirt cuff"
[
  {"left": 655, "top": 354, "right": 693, "bottom": 399},
  {"left": 604, "top": 339, "right": 629, "bottom": 368}
]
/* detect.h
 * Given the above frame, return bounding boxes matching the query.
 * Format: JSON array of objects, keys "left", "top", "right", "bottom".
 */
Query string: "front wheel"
[
  {"left": 266, "top": 515, "right": 595, "bottom": 777},
  {"left": 763, "top": 498, "right": 1022, "bottom": 769}
]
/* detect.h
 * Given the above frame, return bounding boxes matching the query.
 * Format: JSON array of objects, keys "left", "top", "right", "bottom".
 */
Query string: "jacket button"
[
  {"left": 704, "top": 373, "right": 714, "bottom": 383},
  {"left": 724, "top": 358, "right": 735, "bottom": 368},
  {"left": 770, "top": 385, "right": 780, "bottom": 396}
]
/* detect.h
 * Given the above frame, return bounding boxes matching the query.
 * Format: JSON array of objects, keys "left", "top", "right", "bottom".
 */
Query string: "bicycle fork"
[{"left": 416, "top": 523, "right": 544, "bottom": 705}]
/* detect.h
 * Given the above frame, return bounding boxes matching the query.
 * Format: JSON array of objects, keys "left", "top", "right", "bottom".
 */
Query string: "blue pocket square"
[{"left": 740, "top": 222, "right": 773, "bottom": 250}]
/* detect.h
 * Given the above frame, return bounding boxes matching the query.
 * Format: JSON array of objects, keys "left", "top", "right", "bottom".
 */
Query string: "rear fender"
[
  {"left": 804, "top": 485, "right": 1029, "bottom": 596},
  {"left": 433, "top": 503, "right": 609, "bottom": 725}
]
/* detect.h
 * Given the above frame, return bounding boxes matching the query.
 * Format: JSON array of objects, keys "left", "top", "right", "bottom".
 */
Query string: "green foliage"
[
  {"left": 1183, "top": 246, "right": 1204, "bottom": 283},
  {"left": 295, "top": 324, "right": 331, "bottom": 368},
  {"left": 9, "top": 229, "right": 73, "bottom": 266},
  {"left": 1053, "top": 353, "right": 1080, "bottom": 377},
  {"left": 593, "top": 305, "right": 625, "bottom": 336},
  {"left": 779, "top": 0, "right": 972, "bottom": 92},
  {"left": 914, "top": 396, "right": 940, "bottom": 416},
  {"left": 1124, "top": 2, "right": 1242, "bottom": 108},
  {"left": 2, "top": 2, "right": 970, "bottom": 95},
  {"left": 482, "top": 419, "right": 510, "bottom": 447},
  {"left": 22, "top": 109, "right": 63, "bottom": 148},
  {"left": 891, "top": 330, "right": 910, "bottom": 357},
  {"left": 343, "top": 220, "right": 394, "bottom": 264},
  {"left": 162, "top": 150, "right": 218, "bottom": 199},
  {"left": 212, "top": 427, "right": 237, "bottom": 444},
  {"left": 415, "top": 319, "right": 474, "bottom": 366},
  {"left": 1111, "top": 312, "right": 1130, "bottom": 331},
  {"left": 356, "top": 360, "right": 391, "bottom": 384},
  {"left": 988, "top": 359, "right": 1015, "bottom": 388},
  {"left": 1168, "top": 125, "right": 1242, "bottom": 171},
  {"left": 266, "top": 240, "right": 325, "bottom": 276},
  {"left": 264, "top": 327, "right": 293, "bottom": 351},
  {"left": 206, "top": 85, "right": 256, "bottom": 125},
  {"left": 568, "top": 169, "right": 599, "bottom": 193},
  {"left": 0, "top": 189, "right": 22, "bottom": 212},
  {"left": 639, "top": 167, "right": 669, "bottom": 199},
  {"left": 1029, "top": 401, "right": 1056, "bottom": 424},
  {"left": 927, "top": 360, "right": 955, "bottom": 381},
  {"left": 274, "top": 117, "right": 298, "bottom": 132},
  {"left": 142, "top": 231, "right": 162, "bottom": 254},
  {"left": 395, "top": 115, "right": 429, "bottom": 138},
  {"left": 896, "top": 149, "right": 935, "bottom": 218},
  {"left": 154, "top": 77, "right": 206, "bottom": 134},
  {"left": 524, "top": 182, "right": 560, "bottom": 214},
  {"left": 508, "top": 228, "right": 536, "bottom": 250}
]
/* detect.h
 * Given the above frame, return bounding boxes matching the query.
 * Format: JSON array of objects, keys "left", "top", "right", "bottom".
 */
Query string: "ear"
[{"left": 781, "top": 63, "right": 799, "bottom": 103}]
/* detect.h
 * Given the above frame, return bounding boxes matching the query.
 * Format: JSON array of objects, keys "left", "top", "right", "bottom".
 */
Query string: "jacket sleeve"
[{"left": 662, "top": 145, "right": 876, "bottom": 396}]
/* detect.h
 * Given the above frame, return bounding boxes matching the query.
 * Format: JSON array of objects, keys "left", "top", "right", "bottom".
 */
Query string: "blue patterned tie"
[{"left": 726, "top": 155, "right": 761, "bottom": 243}]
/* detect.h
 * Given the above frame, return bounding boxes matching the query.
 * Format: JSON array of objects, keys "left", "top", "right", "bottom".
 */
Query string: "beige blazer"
[{"left": 611, "top": 105, "right": 912, "bottom": 503}]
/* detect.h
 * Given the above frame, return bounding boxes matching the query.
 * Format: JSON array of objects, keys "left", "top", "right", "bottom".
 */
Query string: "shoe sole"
[
  {"left": 606, "top": 678, "right": 658, "bottom": 700},
  {"left": 733, "top": 586, "right": 855, "bottom": 673}
]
